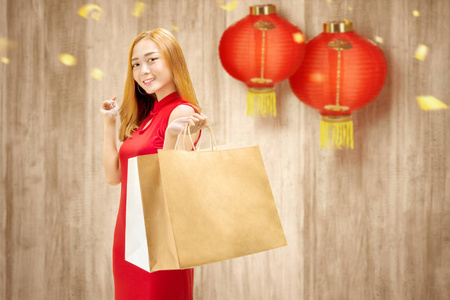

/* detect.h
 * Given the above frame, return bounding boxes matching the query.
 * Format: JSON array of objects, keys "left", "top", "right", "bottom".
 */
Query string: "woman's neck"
[{"left": 155, "top": 83, "right": 177, "bottom": 101}]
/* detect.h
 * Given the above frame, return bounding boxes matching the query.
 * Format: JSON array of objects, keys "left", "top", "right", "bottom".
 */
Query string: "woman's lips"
[{"left": 143, "top": 78, "right": 154, "bottom": 85}]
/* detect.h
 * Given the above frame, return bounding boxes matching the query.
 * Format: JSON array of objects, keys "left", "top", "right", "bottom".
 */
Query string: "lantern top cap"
[
  {"left": 250, "top": 4, "right": 276, "bottom": 15},
  {"left": 324, "top": 20, "right": 354, "bottom": 33}
]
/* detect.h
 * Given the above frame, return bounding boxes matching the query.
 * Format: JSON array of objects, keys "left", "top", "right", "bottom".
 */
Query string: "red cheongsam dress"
[{"left": 114, "top": 92, "right": 196, "bottom": 299}]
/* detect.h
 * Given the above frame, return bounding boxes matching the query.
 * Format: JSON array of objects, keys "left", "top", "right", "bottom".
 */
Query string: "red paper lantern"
[
  {"left": 219, "top": 4, "right": 305, "bottom": 117},
  {"left": 289, "top": 20, "right": 387, "bottom": 149}
]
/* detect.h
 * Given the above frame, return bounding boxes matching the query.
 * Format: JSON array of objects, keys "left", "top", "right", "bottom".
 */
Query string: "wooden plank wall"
[{"left": 1, "top": 0, "right": 449, "bottom": 299}]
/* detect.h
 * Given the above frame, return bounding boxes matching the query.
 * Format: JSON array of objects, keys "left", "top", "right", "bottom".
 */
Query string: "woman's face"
[{"left": 131, "top": 38, "right": 176, "bottom": 100}]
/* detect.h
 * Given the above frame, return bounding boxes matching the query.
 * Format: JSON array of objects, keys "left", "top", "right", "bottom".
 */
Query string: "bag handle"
[{"left": 174, "top": 125, "right": 218, "bottom": 151}]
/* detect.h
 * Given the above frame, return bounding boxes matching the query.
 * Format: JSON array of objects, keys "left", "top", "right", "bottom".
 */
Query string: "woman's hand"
[
  {"left": 100, "top": 96, "right": 119, "bottom": 121},
  {"left": 166, "top": 112, "right": 208, "bottom": 137},
  {"left": 101, "top": 96, "right": 121, "bottom": 185}
]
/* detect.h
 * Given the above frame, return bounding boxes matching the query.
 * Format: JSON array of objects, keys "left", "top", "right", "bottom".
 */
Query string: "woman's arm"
[
  {"left": 100, "top": 97, "right": 121, "bottom": 185},
  {"left": 163, "top": 105, "right": 208, "bottom": 150}
]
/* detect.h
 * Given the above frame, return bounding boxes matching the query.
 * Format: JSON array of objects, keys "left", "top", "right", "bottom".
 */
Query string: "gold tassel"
[
  {"left": 247, "top": 87, "right": 276, "bottom": 117},
  {"left": 320, "top": 115, "right": 354, "bottom": 150}
]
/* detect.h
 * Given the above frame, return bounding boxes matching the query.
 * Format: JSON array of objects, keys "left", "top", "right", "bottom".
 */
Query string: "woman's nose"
[{"left": 141, "top": 63, "right": 151, "bottom": 76}]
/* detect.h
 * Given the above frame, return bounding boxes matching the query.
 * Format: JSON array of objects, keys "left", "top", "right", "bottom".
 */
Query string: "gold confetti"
[
  {"left": 416, "top": 96, "right": 448, "bottom": 111},
  {"left": 220, "top": 0, "right": 239, "bottom": 11},
  {"left": 90, "top": 68, "right": 104, "bottom": 80},
  {"left": 414, "top": 44, "right": 428, "bottom": 61},
  {"left": 327, "top": 0, "right": 333, "bottom": 3},
  {"left": 310, "top": 72, "right": 324, "bottom": 83},
  {"left": 78, "top": 4, "right": 103, "bottom": 21},
  {"left": 132, "top": 2, "right": 146, "bottom": 17},
  {"left": 171, "top": 25, "right": 179, "bottom": 32},
  {"left": 59, "top": 53, "right": 77, "bottom": 66},
  {"left": 1, "top": 57, "right": 10, "bottom": 64},
  {"left": 412, "top": 10, "right": 420, "bottom": 17},
  {"left": 343, "top": 19, "right": 352, "bottom": 25},
  {"left": 348, "top": 7, "right": 353, "bottom": 11},
  {"left": 293, "top": 32, "right": 305, "bottom": 44},
  {"left": 0, "top": 37, "right": 17, "bottom": 51},
  {"left": 374, "top": 36, "right": 384, "bottom": 44}
]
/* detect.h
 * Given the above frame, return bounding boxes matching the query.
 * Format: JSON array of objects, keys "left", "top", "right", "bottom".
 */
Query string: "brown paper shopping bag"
[{"left": 127, "top": 128, "right": 287, "bottom": 272}]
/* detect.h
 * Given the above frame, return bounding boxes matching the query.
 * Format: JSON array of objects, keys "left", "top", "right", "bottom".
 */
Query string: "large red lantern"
[
  {"left": 219, "top": 4, "right": 305, "bottom": 117},
  {"left": 289, "top": 20, "right": 387, "bottom": 149}
]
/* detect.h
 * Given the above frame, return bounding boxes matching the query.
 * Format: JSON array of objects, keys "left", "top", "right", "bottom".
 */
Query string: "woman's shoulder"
[{"left": 169, "top": 104, "right": 196, "bottom": 120}]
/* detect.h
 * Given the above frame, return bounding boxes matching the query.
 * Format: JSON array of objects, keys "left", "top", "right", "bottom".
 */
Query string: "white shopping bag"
[{"left": 125, "top": 157, "right": 150, "bottom": 272}]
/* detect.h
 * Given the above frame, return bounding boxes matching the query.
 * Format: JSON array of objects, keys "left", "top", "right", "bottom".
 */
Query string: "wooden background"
[{"left": 1, "top": 0, "right": 449, "bottom": 299}]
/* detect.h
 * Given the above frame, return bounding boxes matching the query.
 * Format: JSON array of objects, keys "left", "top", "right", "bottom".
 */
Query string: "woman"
[{"left": 100, "top": 28, "right": 208, "bottom": 299}]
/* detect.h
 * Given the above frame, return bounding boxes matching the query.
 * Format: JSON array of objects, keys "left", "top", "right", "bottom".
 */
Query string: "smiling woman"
[
  {"left": 99, "top": 28, "right": 208, "bottom": 299},
  {"left": 131, "top": 40, "right": 176, "bottom": 100}
]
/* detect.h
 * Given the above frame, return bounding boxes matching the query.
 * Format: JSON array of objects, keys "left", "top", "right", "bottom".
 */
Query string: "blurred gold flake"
[
  {"left": 416, "top": 96, "right": 448, "bottom": 111},
  {"left": 220, "top": 0, "right": 238, "bottom": 11},
  {"left": 0, "top": 37, "right": 17, "bottom": 51},
  {"left": 374, "top": 36, "right": 384, "bottom": 44},
  {"left": 327, "top": 0, "right": 333, "bottom": 3},
  {"left": 414, "top": 44, "right": 428, "bottom": 61},
  {"left": 59, "top": 53, "right": 77, "bottom": 66},
  {"left": 78, "top": 4, "right": 103, "bottom": 21},
  {"left": 348, "top": 7, "right": 353, "bottom": 11},
  {"left": 412, "top": 10, "right": 420, "bottom": 17},
  {"left": 310, "top": 72, "right": 324, "bottom": 83},
  {"left": 132, "top": 2, "right": 146, "bottom": 17},
  {"left": 343, "top": 19, "right": 352, "bottom": 26},
  {"left": 0, "top": 37, "right": 7, "bottom": 50},
  {"left": 1, "top": 57, "right": 10, "bottom": 64},
  {"left": 293, "top": 32, "right": 305, "bottom": 44},
  {"left": 171, "top": 25, "right": 179, "bottom": 32},
  {"left": 90, "top": 68, "right": 104, "bottom": 80}
]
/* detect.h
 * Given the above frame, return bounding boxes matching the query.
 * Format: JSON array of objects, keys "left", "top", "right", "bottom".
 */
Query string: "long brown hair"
[{"left": 118, "top": 28, "right": 201, "bottom": 141}]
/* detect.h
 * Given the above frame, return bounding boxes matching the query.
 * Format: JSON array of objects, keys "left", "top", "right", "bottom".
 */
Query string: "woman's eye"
[
  {"left": 148, "top": 57, "right": 158, "bottom": 63},
  {"left": 132, "top": 63, "right": 139, "bottom": 68}
]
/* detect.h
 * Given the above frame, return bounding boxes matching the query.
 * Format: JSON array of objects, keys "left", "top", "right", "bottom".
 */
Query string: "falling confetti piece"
[
  {"left": 374, "top": 36, "right": 384, "bottom": 44},
  {"left": 0, "top": 37, "right": 7, "bottom": 50},
  {"left": 90, "top": 68, "right": 104, "bottom": 80},
  {"left": 132, "top": 1, "right": 146, "bottom": 17},
  {"left": 327, "top": 0, "right": 333, "bottom": 3},
  {"left": 414, "top": 44, "right": 428, "bottom": 61},
  {"left": 348, "top": 7, "right": 353, "bottom": 11},
  {"left": 1, "top": 57, "right": 10, "bottom": 64},
  {"left": 416, "top": 96, "right": 448, "bottom": 111},
  {"left": 293, "top": 32, "right": 305, "bottom": 44},
  {"left": 171, "top": 25, "right": 179, "bottom": 32},
  {"left": 220, "top": 0, "right": 239, "bottom": 11},
  {"left": 78, "top": 4, "right": 103, "bottom": 21},
  {"left": 59, "top": 53, "right": 77, "bottom": 66},
  {"left": 412, "top": 10, "right": 420, "bottom": 17},
  {"left": 310, "top": 72, "right": 324, "bottom": 83},
  {"left": 0, "top": 37, "right": 17, "bottom": 51}
]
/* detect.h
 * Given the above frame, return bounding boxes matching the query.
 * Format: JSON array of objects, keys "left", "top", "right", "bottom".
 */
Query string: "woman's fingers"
[
  {"left": 100, "top": 97, "right": 119, "bottom": 118},
  {"left": 101, "top": 98, "right": 118, "bottom": 110},
  {"left": 189, "top": 113, "right": 208, "bottom": 128},
  {"left": 166, "top": 114, "right": 209, "bottom": 138},
  {"left": 195, "top": 113, "right": 208, "bottom": 128},
  {"left": 169, "top": 114, "right": 209, "bottom": 129}
]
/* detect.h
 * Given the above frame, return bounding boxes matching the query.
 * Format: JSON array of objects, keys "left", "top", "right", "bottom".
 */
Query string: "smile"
[{"left": 143, "top": 78, "right": 155, "bottom": 85}]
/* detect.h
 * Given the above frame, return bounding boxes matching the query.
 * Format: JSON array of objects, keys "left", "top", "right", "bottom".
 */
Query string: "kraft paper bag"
[{"left": 125, "top": 130, "right": 287, "bottom": 272}]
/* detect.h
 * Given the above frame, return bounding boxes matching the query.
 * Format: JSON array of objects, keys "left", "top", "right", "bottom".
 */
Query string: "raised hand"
[
  {"left": 100, "top": 96, "right": 119, "bottom": 120},
  {"left": 166, "top": 112, "right": 208, "bottom": 137}
]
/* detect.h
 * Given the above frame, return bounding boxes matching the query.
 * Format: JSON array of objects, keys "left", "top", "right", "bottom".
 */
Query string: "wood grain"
[{"left": 1, "top": 0, "right": 449, "bottom": 299}]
